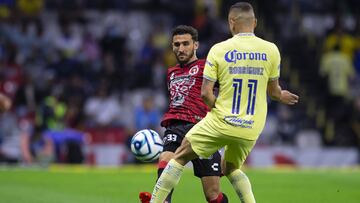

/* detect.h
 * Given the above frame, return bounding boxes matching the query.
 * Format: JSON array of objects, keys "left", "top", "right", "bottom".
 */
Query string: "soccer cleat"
[{"left": 139, "top": 192, "right": 152, "bottom": 203}]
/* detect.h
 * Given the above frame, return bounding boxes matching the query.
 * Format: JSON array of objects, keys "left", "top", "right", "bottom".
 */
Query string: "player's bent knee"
[
  {"left": 223, "top": 161, "right": 238, "bottom": 176},
  {"left": 174, "top": 138, "right": 197, "bottom": 165},
  {"left": 159, "top": 151, "right": 175, "bottom": 162}
]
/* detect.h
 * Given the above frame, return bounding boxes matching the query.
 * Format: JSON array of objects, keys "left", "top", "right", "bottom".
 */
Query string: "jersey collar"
[
  {"left": 179, "top": 59, "right": 198, "bottom": 68},
  {"left": 236, "top": 33, "right": 255, "bottom": 37}
]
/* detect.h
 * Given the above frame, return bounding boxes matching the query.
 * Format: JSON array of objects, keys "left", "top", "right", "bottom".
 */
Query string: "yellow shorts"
[{"left": 186, "top": 114, "right": 256, "bottom": 168}]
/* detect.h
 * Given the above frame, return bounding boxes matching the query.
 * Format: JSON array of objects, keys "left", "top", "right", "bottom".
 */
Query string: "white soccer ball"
[{"left": 131, "top": 129, "right": 163, "bottom": 162}]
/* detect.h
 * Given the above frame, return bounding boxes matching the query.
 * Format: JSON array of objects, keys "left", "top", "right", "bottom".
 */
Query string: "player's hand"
[
  {"left": 0, "top": 93, "right": 12, "bottom": 112},
  {"left": 280, "top": 90, "right": 299, "bottom": 105}
]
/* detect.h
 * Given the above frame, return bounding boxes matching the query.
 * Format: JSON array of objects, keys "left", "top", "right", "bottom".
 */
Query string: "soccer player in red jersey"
[{"left": 139, "top": 25, "right": 227, "bottom": 203}]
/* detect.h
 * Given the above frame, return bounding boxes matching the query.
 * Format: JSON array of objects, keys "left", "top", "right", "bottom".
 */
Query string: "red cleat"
[{"left": 139, "top": 192, "right": 152, "bottom": 203}]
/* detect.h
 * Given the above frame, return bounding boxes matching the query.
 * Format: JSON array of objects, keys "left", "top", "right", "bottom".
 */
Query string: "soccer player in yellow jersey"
[{"left": 149, "top": 2, "right": 299, "bottom": 203}]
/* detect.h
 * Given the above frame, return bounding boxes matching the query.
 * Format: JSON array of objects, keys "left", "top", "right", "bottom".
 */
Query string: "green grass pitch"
[{"left": 0, "top": 164, "right": 359, "bottom": 203}]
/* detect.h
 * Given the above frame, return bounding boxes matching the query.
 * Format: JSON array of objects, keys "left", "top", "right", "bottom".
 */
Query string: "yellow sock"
[
  {"left": 150, "top": 159, "right": 184, "bottom": 203},
  {"left": 227, "top": 169, "right": 256, "bottom": 203}
]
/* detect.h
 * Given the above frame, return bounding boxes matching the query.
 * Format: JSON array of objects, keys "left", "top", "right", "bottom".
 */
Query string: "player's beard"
[{"left": 177, "top": 49, "right": 195, "bottom": 65}]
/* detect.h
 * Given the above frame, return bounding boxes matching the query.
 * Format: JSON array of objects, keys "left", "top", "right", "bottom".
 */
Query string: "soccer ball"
[{"left": 130, "top": 129, "right": 163, "bottom": 162}]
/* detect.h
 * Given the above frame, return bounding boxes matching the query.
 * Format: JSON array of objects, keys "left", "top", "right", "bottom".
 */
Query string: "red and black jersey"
[{"left": 161, "top": 59, "right": 209, "bottom": 127}]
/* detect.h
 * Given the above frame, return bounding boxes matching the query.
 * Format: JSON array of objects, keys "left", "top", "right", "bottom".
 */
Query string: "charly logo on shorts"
[
  {"left": 223, "top": 116, "right": 254, "bottom": 128},
  {"left": 224, "top": 50, "right": 267, "bottom": 63}
]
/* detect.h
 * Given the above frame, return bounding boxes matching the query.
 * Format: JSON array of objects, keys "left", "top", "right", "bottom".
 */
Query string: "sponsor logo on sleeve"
[{"left": 206, "top": 60, "right": 215, "bottom": 67}]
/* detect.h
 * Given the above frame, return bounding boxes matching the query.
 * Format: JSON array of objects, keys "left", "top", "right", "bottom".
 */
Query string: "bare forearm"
[
  {"left": 202, "top": 93, "right": 217, "bottom": 109},
  {"left": 201, "top": 78, "right": 217, "bottom": 109},
  {"left": 268, "top": 85, "right": 282, "bottom": 102}
]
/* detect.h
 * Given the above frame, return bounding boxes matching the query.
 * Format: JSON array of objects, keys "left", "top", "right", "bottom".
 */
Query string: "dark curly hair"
[{"left": 171, "top": 25, "right": 198, "bottom": 42}]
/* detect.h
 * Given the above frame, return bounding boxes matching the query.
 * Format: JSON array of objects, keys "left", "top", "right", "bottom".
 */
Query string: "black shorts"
[{"left": 163, "top": 120, "right": 222, "bottom": 178}]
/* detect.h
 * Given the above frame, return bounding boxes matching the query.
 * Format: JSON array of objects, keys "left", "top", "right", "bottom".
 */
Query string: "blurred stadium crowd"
[{"left": 0, "top": 0, "right": 360, "bottom": 165}]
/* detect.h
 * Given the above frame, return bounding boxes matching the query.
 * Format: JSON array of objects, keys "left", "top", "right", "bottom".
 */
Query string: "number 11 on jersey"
[{"left": 232, "top": 79, "right": 258, "bottom": 115}]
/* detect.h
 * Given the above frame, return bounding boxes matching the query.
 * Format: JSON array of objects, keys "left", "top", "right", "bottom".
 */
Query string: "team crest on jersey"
[{"left": 189, "top": 65, "right": 199, "bottom": 76}]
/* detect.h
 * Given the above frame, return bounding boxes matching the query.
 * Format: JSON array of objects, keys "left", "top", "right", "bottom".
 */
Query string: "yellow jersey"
[{"left": 203, "top": 33, "right": 280, "bottom": 140}]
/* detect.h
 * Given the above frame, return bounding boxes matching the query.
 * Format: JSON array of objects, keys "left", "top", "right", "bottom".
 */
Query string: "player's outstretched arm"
[{"left": 267, "top": 80, "right": 299, "bottom": 105}]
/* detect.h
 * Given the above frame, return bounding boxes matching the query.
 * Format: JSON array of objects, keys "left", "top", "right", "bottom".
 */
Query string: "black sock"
[
  {"left": 157, "top": 167, "right": 164, "bottom": 179},
  {"left": 157, "top": 168, "right": 174, "bottom": 203}
]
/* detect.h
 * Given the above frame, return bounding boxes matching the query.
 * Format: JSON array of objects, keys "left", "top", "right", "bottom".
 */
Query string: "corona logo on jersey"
[{"left": 224, "top": 50, "right": 267, "bottom": 63}]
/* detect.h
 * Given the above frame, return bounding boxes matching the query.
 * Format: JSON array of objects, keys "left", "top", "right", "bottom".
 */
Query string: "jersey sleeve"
[
  {"left": 269, "top": 44, "right": 281, "bottom": 81},
  {"left": 166, "top": 68, "right": 172, "bottom": 90},
  {"left": 203, "top": 45, "right": 218, "bottom": 82}
]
